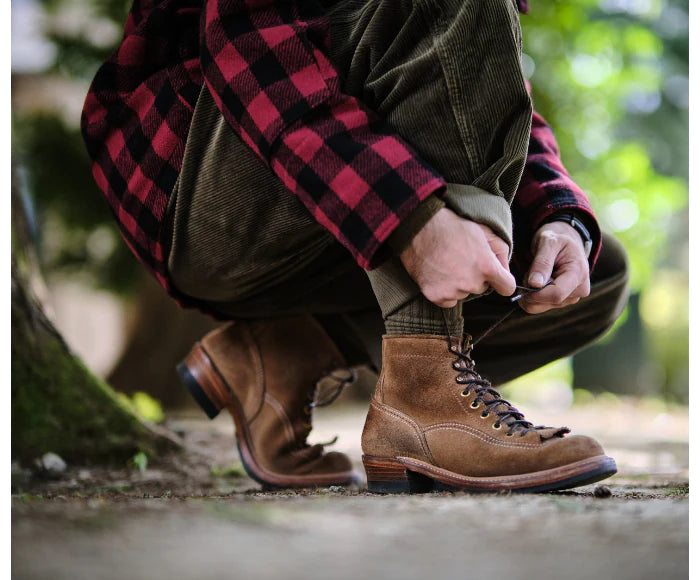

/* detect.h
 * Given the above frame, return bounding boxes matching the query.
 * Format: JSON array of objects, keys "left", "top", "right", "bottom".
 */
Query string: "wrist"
[
  {"left": 544, "top": 212, "right": 593, "bottom": 259},
  {"left": 388, "top": 195, "right": 445, "bottom": 255}
]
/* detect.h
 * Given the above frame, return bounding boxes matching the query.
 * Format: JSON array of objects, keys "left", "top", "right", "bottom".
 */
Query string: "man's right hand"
[{"left": 399, "top": 207, "right": 516, "bottom": 308}]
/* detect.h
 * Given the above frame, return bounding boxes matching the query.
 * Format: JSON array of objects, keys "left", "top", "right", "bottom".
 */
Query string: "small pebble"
[
  {"left": 37, "top": 453, "right": 67, "bottom": 477},
  {"left": 78, "top": 469, "right": 92, "bottom": 481},
  {"left": 593, "top": 485, "right": 612, "bottom": 498}
]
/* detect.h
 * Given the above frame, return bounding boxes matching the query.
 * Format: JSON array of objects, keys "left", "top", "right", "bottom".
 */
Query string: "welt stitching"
[
  {"left": 398, "top": 457, "right": 589, "bottom": 485},
  {"left": 424, "top": 423, "right": 540, "bottom": 449}
]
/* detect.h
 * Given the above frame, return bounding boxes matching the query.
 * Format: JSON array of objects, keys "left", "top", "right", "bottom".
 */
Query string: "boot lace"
[
  {"left": 301, "top": 368, "right": 358, "bottom": 447},
  {"left": 443, "top": 282, "right": 569, "bottom": 438},
  {"left": 310, "top": 368, "right": 358, "bottom": 410}
]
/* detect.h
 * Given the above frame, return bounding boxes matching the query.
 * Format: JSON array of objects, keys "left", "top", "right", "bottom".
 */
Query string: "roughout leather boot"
[
  {"left": 361, "top": 334, "right": 617, "bottom": 493},
  {"left": 177, "top": 316, "right": 358, "bottom": 489}
]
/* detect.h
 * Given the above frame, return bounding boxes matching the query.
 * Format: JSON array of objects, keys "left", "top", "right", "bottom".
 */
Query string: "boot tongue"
[
  {"left": 454, "top": 333, "right": 570, "bottom": 437},
  {"left": 452, "top": 339, "right": 543, "bottom": 435}
]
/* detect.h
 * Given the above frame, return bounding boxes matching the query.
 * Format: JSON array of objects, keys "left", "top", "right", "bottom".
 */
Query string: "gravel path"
[{"left": 12, "top": 400, "right": 689, "bottom": 580}]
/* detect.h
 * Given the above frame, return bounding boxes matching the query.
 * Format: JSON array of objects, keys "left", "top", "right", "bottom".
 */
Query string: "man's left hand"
[{"left": 519, "top": 221, "right": 591, "bottom": 314}]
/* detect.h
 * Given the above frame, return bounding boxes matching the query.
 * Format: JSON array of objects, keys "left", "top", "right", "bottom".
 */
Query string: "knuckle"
[
  {"left": 467, "top": 280, "right": 489, "bottom": 295},
  {"left": 540, "top": 232, "right": 559, "bottom": 246},
  {"left": 425, "top": 286, "right": 461, "bottom": 307}
]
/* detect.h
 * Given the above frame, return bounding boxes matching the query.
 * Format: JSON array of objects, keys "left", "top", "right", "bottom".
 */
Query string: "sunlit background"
[{"left": 11, "top": 0, "right": 689, "bottom": 418}]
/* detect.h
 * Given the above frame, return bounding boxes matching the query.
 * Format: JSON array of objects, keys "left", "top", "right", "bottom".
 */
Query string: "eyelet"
[
  {"left": 470, "top": 401, "right": 479, "bottom": 409},
  {"left": 456, "top": 376, "right": 466, "bottom": 383},
  {"left": 492, "top": 422, "right": 501, "bottom": 430},
  {"left": 506, "top": 432, "right": 514, "bottom": 437},
  {"left": 480, "top": 411, "right": 489, "bottom": 419},
  {"left": 460, "top": 390, "right": 469, "bottom": 397}
]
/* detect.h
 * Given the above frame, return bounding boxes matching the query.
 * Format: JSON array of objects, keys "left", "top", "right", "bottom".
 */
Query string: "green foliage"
[
  {"left": 210, "top": 463, "right": 247, "bottom": 479},
  {"left": 12, "top": 113, "right": 140, "bottom": 294},
  {"left": 131, "top": 392, "right": 165, "bottom": 423},
  {"left": 519, "top": 1, "right": 688, "bottom": 401},
  {"left": 521, "top": 0, "right": 688, "bottom": 293},
  {"left": 36, "top": 0, "right": 130, "bottom": 79},
  {"left": 129, "top": 451, "right": 149, "bottom": 473},
  {"left": 117, "top": 392, "right": 166, "bottom": 424},
  {"left": 664, "top": 483, "right": 689, "bottom": 497}
]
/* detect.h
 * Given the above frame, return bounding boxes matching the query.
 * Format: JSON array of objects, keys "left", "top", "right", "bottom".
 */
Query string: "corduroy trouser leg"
[{"left": 163, "top": 0, "right": 629, "bottom": 377}]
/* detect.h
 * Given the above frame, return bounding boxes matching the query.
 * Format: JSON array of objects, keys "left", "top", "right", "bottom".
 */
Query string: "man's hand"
[
  {"left": 400, "top": 208, "right": 516, "bottom": 308},
  {"left": 519, "top": 220, "right": 591, "bottom": 314}
]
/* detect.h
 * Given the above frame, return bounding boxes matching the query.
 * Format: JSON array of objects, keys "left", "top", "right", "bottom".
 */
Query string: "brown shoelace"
[
  {"left": 301, "top": 368, "right": 358, "bottom": 447},
  {"left": 442, "top": 281, "right": 564, "bottom": 437}
]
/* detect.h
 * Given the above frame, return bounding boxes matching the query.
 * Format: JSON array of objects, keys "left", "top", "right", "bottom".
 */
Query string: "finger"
[
  {"left": 422, "top": 286, "right": 460, "bottom": 309},
  {"left": 494, "top": 247, "right": 509, "bottom": 271},
  {"left": 433, "top": 298, "right": 459, "bottom": 308},
  {"left": 484, "top": 256, "right": 516, "bottom": 297},
  {"left": 528, "top": 233, "right": 560, "bottom": 288},
  {"left": 528, "top": 268, "right": 580, "bottom": 305},
  {"left": 490, "top": 238, "right": 510, "bottom": 271},
  {"left": 478, "top": 224, "right": 510, "bottom": 271},
  {"left": 575, "top": 276, "right": 591, "bottom": 298}
]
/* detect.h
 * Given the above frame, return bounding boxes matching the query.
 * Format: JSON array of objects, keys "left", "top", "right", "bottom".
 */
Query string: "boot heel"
[
  {"left": 176, "top": 344, "right": 230, "bottom": 420},
  {"left": 363, "top": 456, "right": 435, "bottom": 494}
]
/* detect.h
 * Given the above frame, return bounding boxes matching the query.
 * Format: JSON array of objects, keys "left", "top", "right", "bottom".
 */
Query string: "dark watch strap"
[{"left": 546, "top": 213, "right": 593, "bottom": 259}]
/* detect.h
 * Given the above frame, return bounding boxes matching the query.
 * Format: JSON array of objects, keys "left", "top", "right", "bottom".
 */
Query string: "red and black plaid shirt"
[{"left": 81, "top": 0, "right": 600, "bottom": 309}]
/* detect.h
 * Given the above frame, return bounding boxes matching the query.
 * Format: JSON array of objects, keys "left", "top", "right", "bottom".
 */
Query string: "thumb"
[{"left": 528, "top": 235, "right": 559, "bottom": 288}]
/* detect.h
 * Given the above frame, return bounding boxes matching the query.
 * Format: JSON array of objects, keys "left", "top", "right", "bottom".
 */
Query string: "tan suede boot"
[
  {"left": 361, "top": 334, "right": 616, "bottom": 493},
  {"left": 177, "top": 316, "right": 358, "bottom": 489}
]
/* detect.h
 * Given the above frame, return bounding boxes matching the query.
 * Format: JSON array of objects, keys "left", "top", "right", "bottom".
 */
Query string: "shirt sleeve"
[
  {"left": 200, "top": 0, "right": 446, "bottom": 270},
  {"left": 511, "top": 108, "right": 603, "bottom": 274}
]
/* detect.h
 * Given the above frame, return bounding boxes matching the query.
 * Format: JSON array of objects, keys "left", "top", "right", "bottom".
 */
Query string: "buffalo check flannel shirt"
[{"left": 81, "top": 0, "right": 601, "bottom": 310}]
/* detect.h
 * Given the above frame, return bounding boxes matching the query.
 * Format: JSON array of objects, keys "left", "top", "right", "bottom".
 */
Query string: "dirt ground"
[{"left": 12, "top": 397, "right": 689, "bottom": 580}]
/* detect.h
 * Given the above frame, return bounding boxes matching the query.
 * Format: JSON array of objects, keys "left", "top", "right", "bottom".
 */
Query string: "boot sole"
[
  {"left": 363, "top": 454, "right": 617, "bottom": 494},
  {"left": 177, "top": 343, "right": 358, "bottom": 489}
]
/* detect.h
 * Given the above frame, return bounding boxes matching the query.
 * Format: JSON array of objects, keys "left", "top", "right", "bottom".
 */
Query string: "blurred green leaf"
[
  {"left": 131, "top": 392, "right": 165, "bottom": 424},
  {"left": 130, "top": 451, "right": 148, "bottom": 473}
]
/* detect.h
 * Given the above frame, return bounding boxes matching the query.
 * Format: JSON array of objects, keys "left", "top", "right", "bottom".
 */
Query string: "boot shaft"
[
  {"left": 200, "top": 316, "right": 346, "bottom": 422},
  {"left": 375, "top": 334, "right": 466, "bottom": 423}
]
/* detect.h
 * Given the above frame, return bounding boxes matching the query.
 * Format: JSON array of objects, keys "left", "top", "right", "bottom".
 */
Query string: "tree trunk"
[{"left": 11, "top": 179, "right": 181, "bottom": 466}]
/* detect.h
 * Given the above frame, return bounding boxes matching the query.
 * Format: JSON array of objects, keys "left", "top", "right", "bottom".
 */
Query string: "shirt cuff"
[
  {"left": 442, "top": 183, "right": 514, "bottom": 256},
  {"left": 386, "top": 195, "right": 446, "bottom": 256}
]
